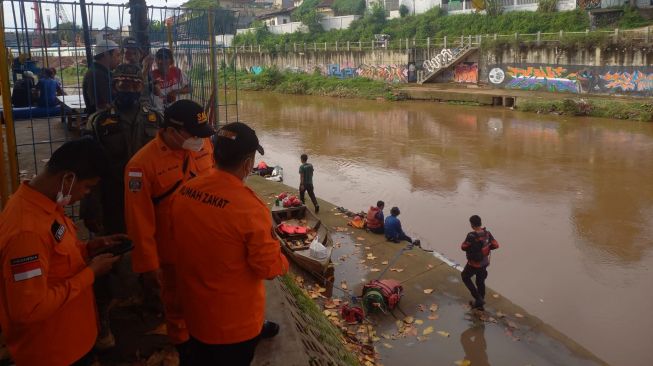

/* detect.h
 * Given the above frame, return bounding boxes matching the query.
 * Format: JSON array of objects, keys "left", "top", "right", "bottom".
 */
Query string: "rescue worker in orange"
[
  {"left": 0, "top": 139, "right": 128, "bottom": 366},
  {"left": 124, "top": 100, "right": 215, "bottom": 358},
  {"left": 366, "top": 200, "right": 385, "bottom": 234},
  {"left": 170, "top": 122, "right": 289, "bottom": 366}
]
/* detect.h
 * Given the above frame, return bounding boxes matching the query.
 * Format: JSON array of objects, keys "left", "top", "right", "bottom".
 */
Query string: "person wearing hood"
[{"left": 81, "top": 63, "right": 162, "bottom": 349}]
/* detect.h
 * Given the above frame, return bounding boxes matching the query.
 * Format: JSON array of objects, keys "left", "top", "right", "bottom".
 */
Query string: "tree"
[
  {"left": 56, "top": 22, "right": 81, "bottom": 43},
  {"left": 399, "top": 4, "right": 410, "bottom": 17},
  {"left": 333, "top": 0, "right": 367, "bottom": 16},
  {"left": 183, "top": 0, "right": 221, "bottom": 8}
]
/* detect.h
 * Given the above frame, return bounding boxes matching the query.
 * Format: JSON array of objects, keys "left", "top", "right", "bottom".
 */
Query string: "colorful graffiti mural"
[
  {"left": 454, "top": 63, "right": 478, "bottom": 84},
  {"left": 504, "top": 66, "right": 580, "bottom": 93},
  {"left": 601, "top": 71, "right": 653, "bottom": 92},
  {"left": 488, "top": 64, "right": 653, "bottom": 96},
  {"left": 327, "top": 64, "right": 357, "bottom": 79}
]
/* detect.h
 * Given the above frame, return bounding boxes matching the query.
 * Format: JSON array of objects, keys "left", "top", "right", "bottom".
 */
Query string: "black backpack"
[{"left": 465, "top": 231, "right": 488, "bottom": 262}]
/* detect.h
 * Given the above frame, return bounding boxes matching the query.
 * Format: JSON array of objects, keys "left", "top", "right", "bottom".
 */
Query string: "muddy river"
[{"left": 237, "top": 92, "right": 653, "bottom": 366}]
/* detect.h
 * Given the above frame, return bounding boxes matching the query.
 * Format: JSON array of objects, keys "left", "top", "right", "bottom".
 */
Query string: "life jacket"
[
  {"left": 348, "top": 215, "right": 365, "bottom": 229},
  {"left": 276, "top": 223, "right": 308, "bottom": 236},
  {"left": 340, "top": 305, "right": 365, "bottom": 324},
  {"left": 366, "top": 207, "right": 383, "bottom": 229},
  {"left": 363, "top": 279, "right": 403, "bottom": 312}
]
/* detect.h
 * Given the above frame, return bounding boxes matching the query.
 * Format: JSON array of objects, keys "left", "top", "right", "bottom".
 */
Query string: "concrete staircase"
[{"left": 418, "top": 46, "right": 478, "bottom": 84}]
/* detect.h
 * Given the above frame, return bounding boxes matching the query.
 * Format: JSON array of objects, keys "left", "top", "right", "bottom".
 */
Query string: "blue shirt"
[
  {"left": 384, "top": 215, "right": 404, "bottom": 240},
  {"left": 37, "top": 78, "right": 58, "bottom": 108}
]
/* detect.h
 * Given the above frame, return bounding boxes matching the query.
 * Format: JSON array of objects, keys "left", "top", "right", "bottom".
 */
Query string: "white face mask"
[
  {"left": 56, "top": 173, "right": 76, "bottom": 207},
  {"left": 182, "top": 137, "right": 204, "bottom": 152}
]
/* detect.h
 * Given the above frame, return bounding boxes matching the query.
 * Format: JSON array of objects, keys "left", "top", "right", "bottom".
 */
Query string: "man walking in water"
[
  {"left": 461, "top": 215, "right": 499, "bottom": 310},
  {"left": 299, "top": 154, "right": 319, "bottom": 213}
]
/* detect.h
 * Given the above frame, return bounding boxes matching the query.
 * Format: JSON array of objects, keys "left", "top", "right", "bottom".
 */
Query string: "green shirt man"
[{"left": 299, "top": 153, "right": 319, "bottom": 213}]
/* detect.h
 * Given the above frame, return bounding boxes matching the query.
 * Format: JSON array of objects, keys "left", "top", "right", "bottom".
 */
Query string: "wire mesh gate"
[{"left": 0, "top": 0, "right": 240, "bottom": 208}]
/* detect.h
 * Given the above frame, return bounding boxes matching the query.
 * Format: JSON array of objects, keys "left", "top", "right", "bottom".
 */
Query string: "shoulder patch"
[
  {"left": 51, "top": 221, "right": 66, "bottom": 242},
  {"left": 147, "top": 112, "right": 158, "bottom": 123},
  {"left": 10, "top": 255, "right": 43, "bottom": 282},
  {"left": 128, "top": 167, "right": 144, "bottom": 192}
]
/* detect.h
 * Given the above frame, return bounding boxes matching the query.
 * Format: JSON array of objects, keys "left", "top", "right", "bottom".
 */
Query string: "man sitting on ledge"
[{"left": 384, "top": 206, "right": 420, "bottom": 247}]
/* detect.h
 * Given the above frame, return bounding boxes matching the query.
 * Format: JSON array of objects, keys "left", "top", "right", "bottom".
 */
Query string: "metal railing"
[{"left": 233, "top": 27, "right": 653, "bottom": 53}]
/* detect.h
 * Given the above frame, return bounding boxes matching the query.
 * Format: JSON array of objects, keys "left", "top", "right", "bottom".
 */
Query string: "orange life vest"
[{"left": 366, "top": 206, "right": 383, "bottom": 229}]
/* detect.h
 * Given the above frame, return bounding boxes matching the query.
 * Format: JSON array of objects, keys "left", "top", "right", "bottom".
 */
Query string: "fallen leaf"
[
  {"left": 365, "top": 246, "right": 371, "bottom": 250},
  {"left": 437, "top": 331, "right": 450, "bottom": 338},
  {"left": 357, "top": 237, "right": 366, "bottom": 241},
  {"left": 428, "top": 314, "right": 439, "bottom": 320},
  {"left": 316, "top": 286, "right": 326, "bottom": 293},
  {"left": 359, "top": 260, "right": 366, "bottom": 264},
  {"left": 390, "top": 268, "right": 404, "bottom": 272},
  {"left": 427, "top": 264, "right": 434, "bottom": 269},
  {"left": 372, "top": 336, "right": 380, "bottom": 342},
  {"left": 422, "top": 326, "right": 434, "bottom": 335},
  {"left": 323, "top": 310, "right": 333, "bottom": 316},
  {"left": 381, "top": 333, "right": 391, "bottom": 339},
  {"left": 341, "top": 281, "right": 348, "bottom": 290},
  {"left": 403, "top": 316, "right": 415, "bottom": 324},
  {"left": 454, "top": 360, "right": 472, "bottom": 366},
  {"left": 492, "top": 294, "right": 500, "bottom": 299},
  {"left": 496, "top": 311, "right": 506, "bottom": 318},
  {"left": 370, "top": 268, "right": 380, "bottom": 272},
  {"left": 415, "top": 319, "right": 424, "bottom": 325},
  {"left": 416, "top": 336, "right": 428, "bottom": 342},
  {"left": 515, "top": 313, "right": 525, "bottom": 318},
  {"left": 423, "top": 289, "right": 434, "bottom": 294},
  {"left": 324, "top": 299, "right": 338, "bottom": 309},
  {"left": 429, "top": 304, "right": 439, "bottom": 312},
  {"left": 381, "top": 261, "right": 389, "bottom": 265},
  {"left": 417, "top": 304, "right": 425, "bottom": 312},
  {"left": 507, "top": 321, "right": 520, "bottom": 329},
  {"left": 382, "top": 343, "right": 393, "bottom": 349}
]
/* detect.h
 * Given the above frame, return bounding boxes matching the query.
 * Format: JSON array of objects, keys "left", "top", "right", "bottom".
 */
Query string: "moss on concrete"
[{"left": 279, "top": 274, "right": 360, "bottom": 366}]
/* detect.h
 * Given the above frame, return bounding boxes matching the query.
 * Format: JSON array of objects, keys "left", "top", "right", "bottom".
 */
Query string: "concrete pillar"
[{"left": 595, "top": 47, "right": 601, "bottom": 67}]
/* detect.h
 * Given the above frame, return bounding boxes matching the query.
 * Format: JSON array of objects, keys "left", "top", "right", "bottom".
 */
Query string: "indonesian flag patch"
[
  {"left": 128, "top": 168, "right": 143, "bottom": 192},
  {"left": 10, "top": 255, "right": 42, "bottom": 282}
]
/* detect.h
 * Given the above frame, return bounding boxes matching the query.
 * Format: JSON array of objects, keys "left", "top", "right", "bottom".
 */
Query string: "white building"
[
  {"left": 273, "top": 0, "right": 295, "bottom": 9},
  {"left": 258, "top": 7, "right": 295, "bottom": 26}
]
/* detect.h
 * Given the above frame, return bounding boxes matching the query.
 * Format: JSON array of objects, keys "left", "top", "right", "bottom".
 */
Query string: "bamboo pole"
[{"left": 0, "top": 6, "right": 20, "bottom": 201}]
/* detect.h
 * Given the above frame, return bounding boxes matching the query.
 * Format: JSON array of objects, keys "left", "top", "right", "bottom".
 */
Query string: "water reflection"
[
  {"left": 460, "top": 325, "right": 490, "bottom": 366},
  {"left": 240, "top": 92, "right": 653, "bottom": 365}
]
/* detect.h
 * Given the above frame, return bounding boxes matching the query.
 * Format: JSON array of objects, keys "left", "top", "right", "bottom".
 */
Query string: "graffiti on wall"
[
  {"left": 250, "top": 63, "right": 408, "bottom": 83},
  {"left": 454, "top": 63, "right": 478, "bottom": 83},
  {"left": 488, "top": 64, "right": 653, "bottom": 96},
  {"left": 356, "top": 64, "right": 408, "bottom": 83},
  {"left": 423, "top": 49, "right": 454, "bottom": 73}
]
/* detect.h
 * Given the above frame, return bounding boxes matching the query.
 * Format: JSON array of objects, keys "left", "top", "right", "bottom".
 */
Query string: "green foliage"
[
  {"left": 399, "top": 4, "right": 410, "bottom": 17},
  {"left": 292, "top": 0, "right": 322, "bottom": 21},
  {"left": 333, "top": 0, "right": 366, "bottom": 16},
  {"left": 182, "top": 0, "right": 220, "bottom": 8},
  {"left": 616, "top": 6, "right": 650, "bottom": 29},
  {"left": 537, "top": 0, "right": 557, "bottom": 13},
  {"left": 485, "top": 0, "right": 503, "bottom": 17},
  {"left": 56, "top": 22, "right": 81, "bottom": 43},
  {"left": 518, "top": 99, "right": 653, "bottom": 121}
]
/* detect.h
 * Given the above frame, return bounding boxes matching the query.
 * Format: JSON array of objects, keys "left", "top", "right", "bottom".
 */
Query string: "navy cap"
[
  {"left": 164, "top": 100, "right": 215, "bottom": 138},
  {"left": 214, "top": 122, "right": 264, "bottom": 163}
]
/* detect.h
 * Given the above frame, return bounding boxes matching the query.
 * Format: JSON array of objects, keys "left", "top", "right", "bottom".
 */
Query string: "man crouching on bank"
[{"left": 170, "top": 122, "right": 289, "bottom": 366}]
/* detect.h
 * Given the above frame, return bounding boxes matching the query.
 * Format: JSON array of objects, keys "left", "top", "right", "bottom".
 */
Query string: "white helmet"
[{"left": 93, "top": 39, "right": 119, "bottom": 57}]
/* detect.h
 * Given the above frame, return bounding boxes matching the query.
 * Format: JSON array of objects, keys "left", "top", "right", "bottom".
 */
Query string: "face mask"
[
  {"left": 182, "top": 137, "right": 204, "bottom": 152},
  {"left": 115, "top": 91, "right": 140, "bottom": 108},
  {"left": 56, "top": 173, "right": 76, "bottom": 207}
]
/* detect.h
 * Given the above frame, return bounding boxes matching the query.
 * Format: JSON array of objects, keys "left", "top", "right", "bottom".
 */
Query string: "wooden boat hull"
[{"left": 271, "top": 205, "right": 334, "bottom": 278}]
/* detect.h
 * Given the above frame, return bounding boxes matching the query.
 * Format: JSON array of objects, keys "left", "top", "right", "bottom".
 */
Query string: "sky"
[{"left": 3, "top": 0, "right": 186, "bottom": 30}]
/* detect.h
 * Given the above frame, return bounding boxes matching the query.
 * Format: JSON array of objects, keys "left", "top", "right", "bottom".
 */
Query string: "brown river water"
[{"left": 237, "top": 92, "right": 653, "bottom": 366}]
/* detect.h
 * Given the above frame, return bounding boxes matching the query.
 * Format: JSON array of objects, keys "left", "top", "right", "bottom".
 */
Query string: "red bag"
[{"left": 363, "top": 279, "right": 403, "bottom": 310}]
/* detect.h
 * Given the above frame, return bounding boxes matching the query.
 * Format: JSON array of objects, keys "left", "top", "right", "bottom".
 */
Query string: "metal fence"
[
  {"left": 233, "top": 27, "right": 653, "bottom": 53},
  {"left": 0, "top": 1, "right": 239, "bottom": 208}
]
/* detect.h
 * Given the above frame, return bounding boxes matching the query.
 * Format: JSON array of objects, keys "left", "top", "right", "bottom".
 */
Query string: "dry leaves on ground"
[
  {"left": 390, "top": 268, "right": 404, "bottom": 273},
  {"left": 437, "top": 331, "right": 450, "bottom": 338},
  {"left": 341, "top": 281, "right": 348, "bottom": 290},
  {"left": 455, "top": 360, "right": 472, "bottom": 366},
  {"left": 357, "top": 237, "right": 366, "bottom": 241},
  {"left": 370, "top": 268, "right": 380, "bottom": 272},
  {"left": 423, "top": 289, "right": 434, "bottom": 294},
  {"left": 422, "top": 326, "right": 434, "bottom": 336},
  {"left": 515, "top": 313, "right": 525, "bottom": 318}
]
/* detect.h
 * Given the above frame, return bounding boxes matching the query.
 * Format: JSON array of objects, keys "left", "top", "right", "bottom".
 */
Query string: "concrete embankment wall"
[{"left": 232, "top": 45, "right": 653, "bottom": 96}]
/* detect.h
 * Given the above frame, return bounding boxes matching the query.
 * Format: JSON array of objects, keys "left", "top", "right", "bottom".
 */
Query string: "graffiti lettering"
[
  {"left": 423, "top": 49, "right": 454, "bottom": 73},
  {"left": 489, "top": 64, "right": 653, "bottom": 96},
  {"left": 356, "top": 64, "right": 408, "bottom": 83},
  {"left": 601, "top": 71, "right": 653, "bottom": 92}
]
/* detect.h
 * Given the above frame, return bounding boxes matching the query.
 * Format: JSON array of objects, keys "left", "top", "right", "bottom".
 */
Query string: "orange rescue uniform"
[
  {"left": 170, "top": 170, "right": 289, "bottom": 344},
  {"left": 0, "top": 183, "right": 97, "bottom": 366},
  {"left": 124, "top": 132, "right": 214, "bottom": 343}
]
